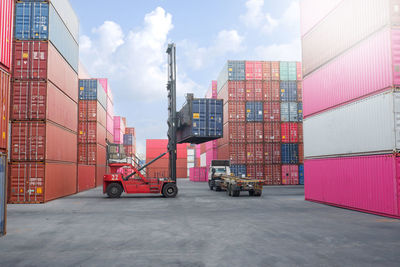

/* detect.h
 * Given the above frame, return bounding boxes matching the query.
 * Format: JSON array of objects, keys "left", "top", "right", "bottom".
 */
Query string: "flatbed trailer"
[{"left": 219, "top": 175, "right": 263, "bottom": 197}]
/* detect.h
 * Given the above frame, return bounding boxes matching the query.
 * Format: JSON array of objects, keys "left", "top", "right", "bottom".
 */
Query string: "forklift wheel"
[
  {"left": 106, "top": 183, "right": 123, "bottom": 198},
  {"left": 162, "top": 183, "right": 178, "bottom": 198}
]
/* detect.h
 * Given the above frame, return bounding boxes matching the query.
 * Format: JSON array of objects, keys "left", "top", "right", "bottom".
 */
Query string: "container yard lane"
[{"left": 1, "top": 180, "right": 400, "bottom": 266}]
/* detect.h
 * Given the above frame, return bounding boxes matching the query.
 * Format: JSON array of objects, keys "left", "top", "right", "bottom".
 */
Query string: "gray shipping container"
[
  {"left": 217, "top": 61, "right": 245, "bottom": 92},
  {"left": 302, "top": 0, "right": 394, "bottom": 77},
  {"left": 0, "top": 154, "right": 6, "bottom": 236},
  {"left": 51, "top": 0, "right": 79, "bottom": 43},
  {"left": 304, "top": 90, "right": 400, "bottom": 158},
  {"left": 281, "top": 102, "right": 298, "bottom": 122}
]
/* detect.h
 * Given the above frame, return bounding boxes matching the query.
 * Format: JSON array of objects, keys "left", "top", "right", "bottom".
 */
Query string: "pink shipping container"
[
  {"left": 0, "top": 0, "right": 14, "bottom": 70},
  {"left": 282, "top": 165, "right": 299, "bottom": 185},
  {"left": 305, "top": 154, "right": 400, "bottom": 219},
  {"left": 205, "top": 80, "right": 217, "bottom": 99},
  {"left": 303, "top": 27, "right": 400, "bottom": 118},
  {"left": 205, "top": 147, "right": 217, "bottom": 169},
  {"left": 113, "top": 116, "right": 125, "bottom": 144},
  {"left": 189, "top": 167, "right": 208, "bottom": 182},
  {"left": 245, "top": 61, "right": 263, "bottom": 80},
  {"left": 106, "top": 114, "right": 114, "bottom": 134}
]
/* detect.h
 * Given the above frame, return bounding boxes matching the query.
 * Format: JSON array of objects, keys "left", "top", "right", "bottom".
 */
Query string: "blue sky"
[{"left": 68, "top": 0, "right": 301, "bottom": 156}]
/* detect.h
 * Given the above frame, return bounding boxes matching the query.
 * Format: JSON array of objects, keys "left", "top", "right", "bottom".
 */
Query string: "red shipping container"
[
  {"left": 245, "top": 81, "right": 263, "bottom": 101},
  {"left": 78, "top": 100, "right": 107, "bottom": 128},
  {"left": 78, "top": 144, "right": 96, "bottom": 165},
  {"left": 8, "top": 162, "right": 77, "bottom": 203},
  {"left": 282, "top": 165, "right": 299, "bottom": 185},
  {"left": 0, "top": 68, "right": 10, "bottom": 151},
  {"left": 264, "top": 144, "right": 281, "bottom": 164},
  {"left": 125, "top": 127, "right": 135, "bottom": 136},
  {"left": 264, "top": 122, "right": 281, "bottom": 143},
  {"left": 11, "top": 121, "right": 77, "bottom": 162},
  {"left": 217, "top": 81, "right": 246, "bottom": 101},
  {"left": 296, "top": 62, "right": 302, "bottom": 81},
  {"left": 299, "top": 143, "right": 304, "bottom": 164},
  {"left": 297, "top": 82, "right": 302, "bottom": 101},
  {"left": 281, "top": 123, "right": 298, "bottom": 143},
  {"left": 264, "top": 102, "right": 280, "bottom": 122},
  {"left": 246, "top": 123, "right": 263, "bottom": 143},
  {"left": 247, "top": 164, "right": 264, "bottom": 180},
  {"left": 97, "top": 144, "right": 106, "bottom": 166},
  {"left": 245, "top": 61, "right": 263, "bottom": 80},
  {"left": 298, "top": 124, "right": 303, "bottom": 143},
  {"left": 246, "top": 143, "right": 264, "bottom": 164},
  {"left": 263, "top": 81, "right": 280, "bottom": 101},
  {"left": 96, "top": 165, "right": 106, "bottom": 187},
  {"left": 78, "top": 121, "right": 106, "bottom": 147},
  {"left": 77, "top": 165, "right": 95, "bottom": 192},
  {"left": 262, "top": 61, "right": 271, "bottom": 80},
  {"left": 223, "top": 122, "right": 246, "bottom": 144},
  {"left": 11, "top": 81, "right": 78, "bottom": 132},
  {"left": 271, "top": 62, "right": 280, "bottom": 81},
  {"left": 13, "top": 41, "right": 78, "bottom": 102},
  {"left": 146, "top": 139, "right": 187, "bottom": 159},
  {"left": 224, "top": 101, "right": 246, "bottom": 122},
  {"left": 264, "top": 165, "right": 282, "bottom": 185},
  {"left": 0, "top": 0, "right": 14, "bottom": 70},
  {"left": 217, "top": 143, "right": 246, "bottom": 164}
]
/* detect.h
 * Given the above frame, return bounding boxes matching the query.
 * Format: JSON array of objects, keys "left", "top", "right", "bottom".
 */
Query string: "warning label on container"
[{"left": 193, "top": 113, "right": 200, "bottom": 119}]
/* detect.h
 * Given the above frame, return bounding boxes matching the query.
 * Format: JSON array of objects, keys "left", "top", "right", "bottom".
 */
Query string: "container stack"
[
  {"left": 100, "top": 78, "right": 114, "bottom": 144},
  {"left": 187, "top": 146, "right": 195, "bottom": 177},
  {"left": 216, "top": 60, "right": 303, "bottom": 185},
  {"left": 123, "top": 127, "right": 136, "bottom": 158},
  {"left": 301, "top": 0, "right": 400, "bottom": 218},
  {"left": 146, "top": 140, "right": 188, "bottom": 178},
  {"left": 77, "top": 79, "right": 107, "bottom": 191},
  {"left": 113, "top": 116, "right": 126, "bottom": 144},
  {"left": 8, "top": 0, "right": 79, "bottom": 203},
  {"left": 0, "top": 0, "right": 14, "bottom": 235},
  {"left": 189, "top": 167, "right": 208, "bottom": 182}
]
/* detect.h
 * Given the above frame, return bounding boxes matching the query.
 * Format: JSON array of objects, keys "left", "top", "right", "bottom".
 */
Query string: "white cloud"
[{"left": 255, "top": 39, "right": 301, "bottom": 61}]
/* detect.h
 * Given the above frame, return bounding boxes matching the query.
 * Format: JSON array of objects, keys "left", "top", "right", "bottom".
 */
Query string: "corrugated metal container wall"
[
  {"left": 224, "top": 102, "right": 246, "bottom": 122},
  {"left": 8, "top": 162, "right": 77, "bottom": 203},
  {"left": 305, "top": 155, "right": 400, "bottom": 218},
  {"left": 246, "top": 123, "right": 263, "bottom": 143},
  {"left": 231, "top": 164, "right": 247, "bottom": 178},
  {"left": 263, "top": 81, "right": 280, "bottom": 101},
  {"left": 282, "top": 165, "right": 299, "bottom": 185},
  {"left": 263, "top": 102, "right": 280, "bottom": 121},
  {"left": 245, "top": 61, "right": 262, "bottom": 80},
  {"left": 265, "top": 165, "right": 281, "bottom": 185},
  {"left": 0, "top": 0, "right": 14, "bottom": 70},
  {"left": 245, "top": 81, "right": 263, "bottom": 100},
  {"left": 304, "top": 90, "right": 400, "bottom": 158},
  {"left": 299, "top": 164, "right": 304, "bottom": 185},
  {"left": 280, "top": 82, "right": 297, "bottom": 101},
  {"left": 246, "top": 102, "right": 263, "bottom": 122},
  {"left": 281, "top": 144, "right": 299, "bottom": 164},
  {"left": 281, "top": 102, "right": 298, "bottom": 122},
  {"left": 79, "top": 79, "right": 106, "bottom": 109},
  {"left": 302, "top": 0, "right": 397, "bottom": 77},
  {"left": 0, "top": 154, "right": 5, "bottom": 236},
  {"left": 77, "top": 165, "right": 95, "bottom": 192},
  {"left": 303, "top": 28, "right": 399, "bottom": 118},
  {"left": 264, "top": 143, "right": 281, "bottom": 164},
  {"left": 280, "top": 62, "right": 297, "bottom": 81},
  {"left": 264, "top": 122, "right": 281, "bottom": 143},
  {"left": 246, "top": 164, "right": 264, "bottom": 180},
  {"left": 0, "top": 69, "right": 10, "bottom": 151},
  {"left": 217, "top": 61, "right": 245, "bottom": 92}
]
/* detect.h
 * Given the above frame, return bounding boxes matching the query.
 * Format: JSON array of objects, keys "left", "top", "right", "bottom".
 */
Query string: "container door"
[{"left": 0, "top": 154, "right": 6, "bottom": 236}]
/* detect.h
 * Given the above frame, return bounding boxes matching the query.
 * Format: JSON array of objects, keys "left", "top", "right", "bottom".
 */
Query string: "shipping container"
[
  {"left": 298, "top": 124, "right": 303, "bottom": 143},
  {"left": 217, "top": 61, "right": 245, "bottom": 92},
  {"left": 302, "top": 0, "right": 399, "bottom": 77},
  {"left": 78, "top": 143, "right": 96, "bottom": 165},
  {"left": 146, "top": 139, "right": 188, "bottom": 159},
  {"left": 246, "top": 102, "right": 263, "bottom": 122},
  {"left": 79, "top": 79, "right": 106, "bottom": 109},
  {"left": 125, "top": 127, "right": 135, "bottom": 136},
  {"left": 77, "top": 165, "right": 95, "bottom": 192},
  {"left": 264, "top": 122, "right": 281, "bottom": 143},
  {"left": 205, "top": 147, "right": 217, "bottom": 169},
  {"left": 0, "top": 0, "right": 14, "bottom": 70},
  {"left": 78, "top": 100, "right": 106, "bottom": 128},
  {"left": 217, "top": 143, "right": 246, "bottom": 164},
  {"left": 78, "top": 121, "right": 106, "bottom": 147},
  {"left": 205, "top": 80, "right": 218, "bottom": 99},
  {"left": 11, "top": 121, "right": 77, "bottom": 162},
  {"left": 304, "top": 90, "right": 400, "bottom": 158},
  {"left": 217, "top": 81, "right": 245, "bottom": 101},
  {"left": 262, "top": 61, "right": 271, "bottom": 80},
  {"left": 123, "top": 134, "right": 134, "bottom": 146},
  {"left": 263, "top": 81, "right": 280, "bottom": 101},
  {"left": 223, "top": 101, "right": 246, "bottom": 122},
  {"left": 299, "top": 164, "right": 304, "bottom": 185},
  {"left": 8, "top": 161, "right": 77, "bottom": 203},
  {"left": 245, "top": 123, "right": 263, "bottom": 143},
  {"left": 0, "top": 154, "right": 6, "bottom": 236},
  {"left": 245, "top": 61, "right": 263, "bottom": 80},
  {"left": 96, "top": 165, "right": 106, "bottom": 187},
  {"left": 263, "top": 102, "right": 280, "bottom": 122},
  {"left": 264, "top": 164, "right": 281, "bottom": 185},
  {"left": 97, "top": 144, "right": 106, "bottom": 166},
  {"left": 297, "top": 102, "right": 303, "bottom": 122},
  {"left": 246, "top": 143, "right": 263, "bottom": 164},
  {"left": 282, "top": 165, "right": 299, "bottom": 185},
  {"left": 271, "top": 62, "right": 280, "bottom": 81},
  {"left": 281, "top": 144, "right": 299, "bottom": 164},
  {"left": 281, "top": 123, "right": 298, "bottom": 143},
  {"left": 280, "top": 62, "right": 297, "bottom": 81},
  {"left": 299, "top": 143, "right": 304, "bottom": 164},
  {"left": 305, "top": 154, "right": 400, "bottom": 218},
  {"left": 231, "top": 164, "right": 246, "bottom": 178},
  {"left": 200, "top": 153, "right": 206, "bottom": 167},
  {"left": 219, "top": 122, "right": 246, "bottom": 145},
  {"left": 296, "top": 62, "right": 302, "bottom": 81},
  {"left": 12, "top": 81, "right": 78, "bottom": 132},
  {"left": 0, "top": 69, "right": 10, "bottom": 151},
  {"left": 303, "top": 28, "right": 399, "bottom": 117},
  {"left": 297, "top": 82, "right": 302, "bottom": 102},
  {"left": 246, "top": 164, "right": 264, "bottom": 180},
  {"left": 13, "top": 41, "right": 78, "bottom": 102},
  {"left": 14, "top": 1, "right": 79, "bottom": 72},
  {"left": 281, "top": 102, "right": 298, "bottom": 122},
  {"left": 245, "top": 81, "right": 263, "bottom": 101},
  {"left": 106, "top": 114, "right": 113, "bottom": 134},
  {"left": 189, "top": 167, "right": 207, "bottom": 182},
  {"left": 280, "top": 81, "right": 297, "bottom": 101},
  {"left": 264, "top": 143, "right": 281, "bottom": 164}
]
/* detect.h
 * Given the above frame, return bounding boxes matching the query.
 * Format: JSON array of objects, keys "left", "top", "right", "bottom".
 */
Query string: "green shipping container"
[{"left": 280, "top": 62, "right": 297, "bottom": 81}]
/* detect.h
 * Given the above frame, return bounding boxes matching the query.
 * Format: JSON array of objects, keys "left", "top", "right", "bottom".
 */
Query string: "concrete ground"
[{"left": 1, "top": 179, "right": 400, "bottom": 267}]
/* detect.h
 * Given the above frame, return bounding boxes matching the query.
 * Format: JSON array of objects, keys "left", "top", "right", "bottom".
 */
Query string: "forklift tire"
[
  {"left": 254, "top": 190, "right": 262, "bottom": 197},
  {"left": 249, "top": 190, "right": 255, "bottom": 196},
  {"left": 106, "top": 183, "right": 123, "bottom": 198},
  {"left": 162, "top": 183, "right": 178, "bottom": 198}
]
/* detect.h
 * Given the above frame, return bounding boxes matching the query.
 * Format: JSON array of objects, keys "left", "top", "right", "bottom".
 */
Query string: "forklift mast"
[{"left": 167, "top": 43, "right": 177, "bottom": 182}]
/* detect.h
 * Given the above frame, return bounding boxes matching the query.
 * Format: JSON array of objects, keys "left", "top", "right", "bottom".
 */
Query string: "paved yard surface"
[{"left": 1, "top": 179, "right": 400, "bottom": 267}]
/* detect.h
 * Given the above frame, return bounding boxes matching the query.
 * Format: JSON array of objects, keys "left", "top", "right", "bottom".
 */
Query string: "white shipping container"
[
  {"left": 187, "top": 155, "right": 195, "bottom": 162},
  {"left": 187, "top": 149, "right": 195, "bottom": 156},
  {"left": 200, "top": 153, "right": 206, "bottom": 167},
  {"left": 187, "top": 162, "right": 195, "bottom": 169},
  {"left": 304, "top": 90, "right": 400, "bottom": 158},
  {"left": 302, "top": 0, "right": 394, "bottom": 77}
]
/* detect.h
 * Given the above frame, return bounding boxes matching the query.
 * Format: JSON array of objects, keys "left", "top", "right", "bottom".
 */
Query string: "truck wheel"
[
  {"left": 106, "top": 183, "right": 123, "bottom": 198},
  {"left": 249, "top": 190, "right": 255, "bottom": 196},
  {"left": 232, "top": 190, "right": 240, "bottom": 197},
  {"left": 254, "top": 190, "right": 262, "bottom": 197},
  {"left": 216, "top": 186, "right": 222, "bottom": 192},
  {"left": 163, "top": 183, "right": 178, "bottom": 198},
  {"left": 209, "top": 181, "right": 214, "bottom": 190},
  {"left": 226, "top": 185, "right": 231, "bottom": 196}
]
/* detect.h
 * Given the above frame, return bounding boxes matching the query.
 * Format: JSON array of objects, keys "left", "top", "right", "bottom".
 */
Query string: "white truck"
[{"left": 208, "top": 160, "right": 231, "bottom": 191}]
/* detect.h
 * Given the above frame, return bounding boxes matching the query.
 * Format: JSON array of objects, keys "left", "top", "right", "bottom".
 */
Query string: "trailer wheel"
[
  {"left": 106, "top": 183, "right": 123, "bottom": 198},
  {"left": 215, "top": 186, "right": 222, "bottom": 192},
  {"left": 254, "top": 190, "right": 262, "bottom": 197},
  {"left": 249, "top": 190, "right": 255, "bottom": 196},
  {"left": 163, "top": 183, "right": 178, "bottom": 198},
  {"left": 226, "top": 184, "right": 232, "bottom": 196}
]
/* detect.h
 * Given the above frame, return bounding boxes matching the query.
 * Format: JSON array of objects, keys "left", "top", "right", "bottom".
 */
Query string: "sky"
[{"left": 68, "top": 0, "right": 302, "bottom": 157}]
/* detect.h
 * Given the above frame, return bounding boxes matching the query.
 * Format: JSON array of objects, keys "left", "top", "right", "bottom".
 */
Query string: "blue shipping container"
[
  {"left": 299, "top": 164, "right": 304, "bottom": 185},
  {"left": 207, "top": 99, "right": 223, "bottom": 137},
  {"left": 298, "top": 102, "right": 303, "bottom": 122},
  {"left": 123, "top": 134, "right": 134, "bottom": 146},
  {"left": 280, "top": 81, "right": 297, "bottom": 101},
  {"left": 246, "top": 102, "right": 263, "bottom": 122},
  {"left": 231, "top": 164, "right": 247, "bottom": 178},
  {"left": 15, "top": 2, "right": 79, "bottom": 72},
  {"left": 0, "top": 154, "right": 6, "bottom": 236},
  {"left": 281, "top": 144, "right": 299, "bottom": 164},
  {"left": 79, "top": 79, "right": 107, "bottom": 110}
]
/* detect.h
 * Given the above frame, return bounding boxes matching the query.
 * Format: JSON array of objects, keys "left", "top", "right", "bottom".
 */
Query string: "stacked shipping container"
[
  {"left": 8, "top": 0, "right": 79, "bottom": 203},
  {"left": 113, "top": 116, "right": 125, "bottom": 144},
  {"left": 78, "top": 79, "right": 107, "bottom": 191},
  {"left": 301, "top": 0, "right": 400, "bottom": 218},
  {"left": 98, "top": 78, "right": 114, "bottom": 144},
  {"left": 217, "top": 61, "right": 303, "bottom": 185},
  {"left": 146, "top": 139, "right": 188, "bottom": 178},
  {"left": 0, "top": 0, "right": 14, "bottom": 236},
  {"left": 123, "top": 127, "right": 136, "bottom": 160}
]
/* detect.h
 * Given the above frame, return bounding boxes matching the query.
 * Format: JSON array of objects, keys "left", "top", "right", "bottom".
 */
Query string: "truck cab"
[{"left": 208, "top": 160, "right": 231, "bottom": 191}]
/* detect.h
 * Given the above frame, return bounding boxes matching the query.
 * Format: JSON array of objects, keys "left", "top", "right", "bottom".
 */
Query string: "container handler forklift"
[{"left": 103, "top": 44, "right": 181, "bottom": 198}]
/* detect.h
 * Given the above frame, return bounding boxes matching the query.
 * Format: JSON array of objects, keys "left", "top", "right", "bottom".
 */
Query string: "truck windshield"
[{"left": 214, "top": 168, "right": 226, "bottom": 173}]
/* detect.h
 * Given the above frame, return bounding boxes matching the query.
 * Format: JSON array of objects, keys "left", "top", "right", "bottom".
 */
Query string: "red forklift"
[{"left": 103, "top": 44, "right": 180, "bottom": 198}]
